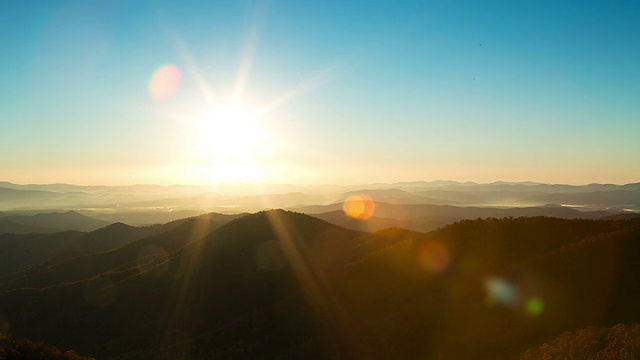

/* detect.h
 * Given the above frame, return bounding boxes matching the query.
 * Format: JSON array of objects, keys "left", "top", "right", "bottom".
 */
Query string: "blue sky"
[{"left": 1, "top": 0, "right": 639, "bottom": 185}]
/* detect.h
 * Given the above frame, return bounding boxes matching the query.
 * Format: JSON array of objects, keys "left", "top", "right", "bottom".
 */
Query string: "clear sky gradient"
[{"left": 1, "top": 1, "right": 639, "bottom": 185}]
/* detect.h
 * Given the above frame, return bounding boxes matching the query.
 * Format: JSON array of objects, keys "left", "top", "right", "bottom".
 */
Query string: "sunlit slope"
[{"left": 1, "top": 213, "right": 639, "bottom": 359}]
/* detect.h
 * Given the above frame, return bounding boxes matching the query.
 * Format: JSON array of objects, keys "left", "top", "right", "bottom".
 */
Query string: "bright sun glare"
[
  {"left": 196, "top": 106, "right": 264, "bottom": 160},
  {"left": 146, "top": 9, "right": 338, "bottom": 185},
  {"left": 191, "top": 105, "right": 270, "bottom": 182}
]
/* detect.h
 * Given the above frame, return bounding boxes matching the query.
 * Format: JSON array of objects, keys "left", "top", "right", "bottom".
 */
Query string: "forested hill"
[
  {"left": 0, "top": 332, "right": 94, "bottom": 359},
  {"left": 1, "top": 212, "right": 639, "bottom": 359}
]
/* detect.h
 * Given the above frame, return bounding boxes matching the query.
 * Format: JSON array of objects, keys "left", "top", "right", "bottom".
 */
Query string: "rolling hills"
[
  {"left": 0, "top": 211, "right": 110, "bottom": 232},
  {"left": 0, "top": 212, "right": 244, "bottom": 290},
  {"left": 1, "top": 211, "right": 640, "bottom": 359}
]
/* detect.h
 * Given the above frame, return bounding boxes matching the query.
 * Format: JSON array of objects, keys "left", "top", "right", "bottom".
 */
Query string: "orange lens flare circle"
[
  {"left": 417, "top": 240, "right": 450, "bottom": 273},
  {"left": 149, "top": 65, "right": 182, "bottom": 101},
  {"left": 343, "top": 194, "right": 376, "bottom": 220}
]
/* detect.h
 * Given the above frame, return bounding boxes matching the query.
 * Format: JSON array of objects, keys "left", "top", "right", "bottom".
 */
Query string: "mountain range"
[
  {"left": 0, "top": 211, "right": 110, "bottom": 232},
  {"left": 2, "top": 181, "right": 639, "bottom": 217},
  {"left": 1, "top": 210, "right": 640, "bottom": 359}
]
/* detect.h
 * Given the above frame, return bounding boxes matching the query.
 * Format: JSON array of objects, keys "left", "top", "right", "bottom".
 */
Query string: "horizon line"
[{"left": 2, "top": 179, "right": 639, "bottom": 188}]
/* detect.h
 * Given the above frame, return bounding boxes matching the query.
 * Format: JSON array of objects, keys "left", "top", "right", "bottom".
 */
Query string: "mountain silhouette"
[
  {"left": 0, "top": 186, "right": 58, "bottom": 201},
  {"left": 313, "top": 209, "right": 447, "bottom": 233},
  {"left": 0, "top": 211, "right": 110, "bottom": 232},
  {"left": 0, "top": 212, "right": 243, "bottom": 292},
  {"left": 1, "top": 212, "right": 640, "bottom": 359},
  {"left": 298, "top": 202, "right": 614, "bottom": 233},
  {"left": 0, "top": 231, "right": 84, "bottom": 275},
  {"left": 0, "top": 218, "right": 196, "bottom": 277},
  {"left": 0, "top": 219, "right": 56, "bottom": 234},
  {"left": 340, "top": 188, "right": 461, "bottom": 205},
  {"left": 0, "top": 210, "right": 362, "bottom": 358},
  {"left": 523, "top": 189, "right": 640, "bottom": 208}
]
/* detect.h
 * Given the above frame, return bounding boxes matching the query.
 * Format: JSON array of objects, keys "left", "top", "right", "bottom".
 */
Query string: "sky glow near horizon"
[{"left": 0, "top": 1, "right": 639, "bottom": 186}]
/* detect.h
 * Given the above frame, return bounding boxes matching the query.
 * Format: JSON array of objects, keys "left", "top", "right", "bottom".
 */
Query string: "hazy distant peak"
[
  {"left": 240, "top": 209, "right": 312, "bottom": 222},
  {"left": 222, "top": 209, "right": 348, "bottom": 235},
  {"left": 541, "top": 203, "right": 564, "bottom": 208},
  {"left": 342, "top": 188, "right": 411, "bottom": 196},
  {"left": 0, "top": 210, "right": 111, "bottom": 232},
  {"left": 100, "top": 222, "right": 134, "bottom": 230}
]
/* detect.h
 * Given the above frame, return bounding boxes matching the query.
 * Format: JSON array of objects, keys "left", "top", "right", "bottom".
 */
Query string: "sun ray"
[
  {"left": 159, "top": 217, "right": 218, "bottom": 350},
  {"left": 265, "top": 210, "right": 363, "bottom": 357},
  {"left": 256, "top": 63, "right": 345, "bottom": 117},
  {"left": 150, "top": 2, "right": 347, "bottom": 186},
  {"left": 232, "top": 3, "right": 267, "bottom": 107},
  {"left": 168, "top": 33, "right": 218, "bottom": 105}
]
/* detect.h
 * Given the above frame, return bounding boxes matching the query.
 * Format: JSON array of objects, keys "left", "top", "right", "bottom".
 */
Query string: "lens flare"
[
  {"left": 343, "top": 194, "right": 376, "bottom": 220},
  {"left": 526, "top": 296, "right": 545, "bottom": 316},
  {"left": 417, "top": 240, "right": 451, "bottom": 273},
  {"left": 149, "top": 64, "right": 182, "bottom": 101},
  {"left": 484, "top": 277, "right": 518, "bottom": 307}
]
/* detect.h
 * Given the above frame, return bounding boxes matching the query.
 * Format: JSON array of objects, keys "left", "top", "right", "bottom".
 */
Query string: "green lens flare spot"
[{"left": 526, "top": 297, "right": 545, "bottom": 316}]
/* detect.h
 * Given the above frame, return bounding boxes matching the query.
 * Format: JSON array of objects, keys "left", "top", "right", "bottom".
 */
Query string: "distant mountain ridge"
[
  {"left": 0, "top": 211, "right": 110, "bottom": 232},
  {"left": 0, "top": 220, "right": 55, "bottom": 234},
  {"left": 297, "top": 201, "right": 615, "bottom": 222},
  {"left": 340, "top": 188, "right": 462, "bottom": 205},
  {"left": 0, "top": 212, "right": 243, "bottom": 291},
  {"left": 522, "top": 189, "right": 640, "bottom": 207},
  {"left": 2, "top": 180, "right": 639, "bottom": 214}
]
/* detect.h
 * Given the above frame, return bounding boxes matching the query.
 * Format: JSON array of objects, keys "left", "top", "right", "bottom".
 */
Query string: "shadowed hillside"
[
  {"left": 0, "top": 220, "right": 185, "bottom": 276},
  {"left": 0, "top": 213, "right": 242, "bottom": 292},
  {"left": 0, "top": 231, "right": 85, "bottom": 275},
  {"left": 0, "top": 211, "right": 110, "bottom": 232},
  {"left": 1, "top": 212, "right": 640, "bottom": 359},
  {"left": 0, "top": 210, "right": 362, "bottom": 359},
  {"left": 0, "top": 220, "right": 56, "bottom": 234}
]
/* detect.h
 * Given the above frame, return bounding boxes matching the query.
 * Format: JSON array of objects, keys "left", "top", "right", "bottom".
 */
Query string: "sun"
[
  {"left": 150, "top": 14, "right": 338, "bottom": 185},
  {"left": 196, "top": 106, "right": 263, "bottom": 160},
  {"left": 190, "top": 104, "right": 270, "bottom": 182}
]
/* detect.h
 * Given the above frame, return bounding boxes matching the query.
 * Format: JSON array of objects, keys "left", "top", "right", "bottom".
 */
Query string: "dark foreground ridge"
[{"left": 1, "top": 210, "right": 640, "bottom": 359}]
